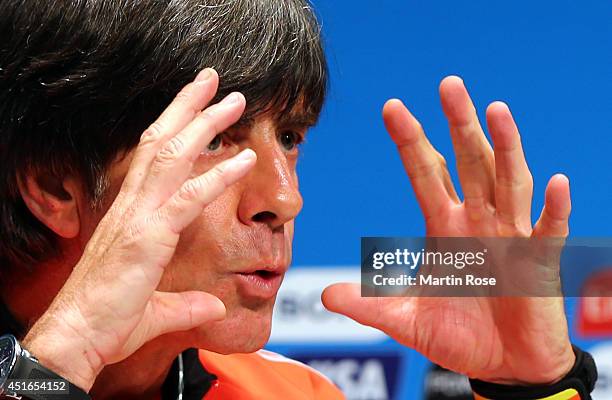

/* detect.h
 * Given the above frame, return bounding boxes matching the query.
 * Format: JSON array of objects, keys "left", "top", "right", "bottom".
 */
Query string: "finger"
[
  {"left": 486, "top": 101, "right": 534, "bottom": 235},
  {"left": 321, "top": 283, "right": 383, "bottom": 326},
  {"left": 322, "top": 284, "right": 478, "bottom": 370},
  {"left": 533, "top": 174, "right": 571, "bottom": 238},
  {"left": 156, "top": 148, "right": 256, "bottom": 233},
  {"left": 144, "top": 290, "right": 226, "bottom": 339},
  {"left": 121, "top": 68, "right": 219, "bottom": 195},
  {"left": 140, "top": 92, "right": 246, "bottom": 210},
  {"left": 383, "top": 99, "right": 458, "bottom": 220},
  {"left": 94, "top": 150, "right": 255, "bottom": 291},
  {"left": 321, "top": 283, "right": 413, "bottom": 340},
  {"left": 440, "top": 76, "right": 495, "bottom": 213},
  {"left": 99, "top": 289, "right": 225, "bottom": 366}
]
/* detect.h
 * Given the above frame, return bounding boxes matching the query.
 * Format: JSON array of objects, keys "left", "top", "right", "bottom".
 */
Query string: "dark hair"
[{"left": 0, "top": 0, "right": 328, "bottom": 271}]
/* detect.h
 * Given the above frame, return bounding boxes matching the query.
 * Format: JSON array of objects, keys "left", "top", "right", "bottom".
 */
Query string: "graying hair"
[{"left": 0, "top": 0, "right": 328, "bottom": 269}]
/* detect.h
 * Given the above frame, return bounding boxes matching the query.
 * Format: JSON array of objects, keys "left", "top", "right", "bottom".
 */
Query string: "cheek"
[
  {"left": 286, "top": 220, "right": 295, "bottom": 254},
  {"left": 157, "top": 188, "right": 241, "bottom": 292}
]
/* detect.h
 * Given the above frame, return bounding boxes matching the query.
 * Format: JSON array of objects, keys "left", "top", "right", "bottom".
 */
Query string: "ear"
[{"left": 17, "top": 173, "right": 81, "bottom": 239}]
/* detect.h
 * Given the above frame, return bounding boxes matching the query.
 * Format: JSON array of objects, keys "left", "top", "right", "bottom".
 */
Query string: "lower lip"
[{"left": 235, "top": 272, "right": 283, "bottom": 299}]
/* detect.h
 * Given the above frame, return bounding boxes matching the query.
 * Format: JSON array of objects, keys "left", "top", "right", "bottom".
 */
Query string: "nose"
[{"left": 238, "top": 143, "right": 303, "bottom": 230}]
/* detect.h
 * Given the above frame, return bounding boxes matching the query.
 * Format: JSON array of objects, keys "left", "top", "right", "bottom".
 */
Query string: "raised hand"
[
  {"left": 22, "top": 69, "right": 256, "bottom": 391},
  {"left": 322, "top": 76, "right": 575, "bottom": 385}
]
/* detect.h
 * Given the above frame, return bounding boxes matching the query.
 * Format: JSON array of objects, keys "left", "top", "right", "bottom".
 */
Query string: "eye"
[
  {"left": 278, "top": 131, "right": 303, "bottom": 152},
  {"left": 205, "top": 133, "right": 223, "bottom": 153}
]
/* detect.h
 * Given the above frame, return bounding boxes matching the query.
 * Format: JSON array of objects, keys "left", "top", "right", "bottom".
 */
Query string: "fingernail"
[
  {"left": 210, "top": 297, "right": 227, "bottom": 321},
  {"left": 224, "top": 149, "right": 256, "bottom": 177},
  {"left": 221, "top": 92, "right": 242, "bottom": 105},
  {"left": 234, "top": 148, "right": 256, "bottom": 163},
  {"left": 493, "top": 101, "right": 509, "bottom": 112},
  {"left": 195, "top": 68, "right": 213, "bottom": 82}
]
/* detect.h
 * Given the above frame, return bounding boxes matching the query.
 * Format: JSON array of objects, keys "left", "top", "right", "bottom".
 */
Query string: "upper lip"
[{"left": 237, "top": 263, "right": 288, "bottom": 275}]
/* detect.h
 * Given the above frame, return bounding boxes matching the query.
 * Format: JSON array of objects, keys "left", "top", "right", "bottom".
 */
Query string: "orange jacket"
[{"left": 199, "top": 349, "right": 345, "bottom": 399}]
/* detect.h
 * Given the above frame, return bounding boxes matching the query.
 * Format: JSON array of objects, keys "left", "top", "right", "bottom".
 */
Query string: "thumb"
[
  {"left": 532, "top": 174, "right": 571, "bottom": 238},
  {"left": 321, "top": 282, "right": 390, "bottom": 330},
  {"left": 145, "top": 290, "right": 226, "bottom": 339}
]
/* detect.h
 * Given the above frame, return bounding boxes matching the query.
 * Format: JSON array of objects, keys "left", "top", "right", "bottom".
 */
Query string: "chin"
[{"left": 192, "top": 299, "right": 274, "bottom": 354}]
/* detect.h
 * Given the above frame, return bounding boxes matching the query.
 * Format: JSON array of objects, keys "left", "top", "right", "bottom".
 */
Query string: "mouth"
[{"left": 234, "top": 269, "right": 284, "bottom": 300}]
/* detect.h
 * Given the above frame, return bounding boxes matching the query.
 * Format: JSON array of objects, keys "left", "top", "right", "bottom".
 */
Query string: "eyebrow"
[
  {"left": 265, "top": 102, "right": 320, "bottom": 131},
  {"left": 278, "top": 111, "right": 318, "bottom": 128},
  {"left": 235, "top": 115, "right": 255, "bottom": 129}
]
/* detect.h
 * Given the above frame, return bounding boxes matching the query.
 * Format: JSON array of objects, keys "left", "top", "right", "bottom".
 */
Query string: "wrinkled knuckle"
[
  {"left": 458, "top": 152, "right": 486, "bottom": 167},
  {"left": 140, "top": 122, "right": 164, "bottom": 144},
  {"left": 157, "top": 136, "right": 185, "bottom": 164},
  {"left": 178, "top": 180, "right": 201, "bottom": 202},
  {"left": 496, "top": 174, "right": 533, "bottom": 191},
  {"left": 408, "top": 161, "right": 438, "bottom": 180},
  {"left": 174, "top": 85, "right": 193, "bottom": 103}
]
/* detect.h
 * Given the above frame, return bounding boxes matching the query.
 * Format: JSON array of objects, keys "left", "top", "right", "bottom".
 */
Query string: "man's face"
[{"left": 96, "top": 112, "right": 305, "bottom": 353}]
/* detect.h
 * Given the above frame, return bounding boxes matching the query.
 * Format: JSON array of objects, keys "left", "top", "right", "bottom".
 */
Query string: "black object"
[
  {"left": 0, "top": 334, "right": 90, "bottom": 400},
  {"left": 424, "top": 364, "right": 474, "bottom": 400},
  {"left": 470, "top": 345, "right": 597, "bottom": 400},
  {"left": 161, "top": 348, "right": 217, "bottom": 400}
]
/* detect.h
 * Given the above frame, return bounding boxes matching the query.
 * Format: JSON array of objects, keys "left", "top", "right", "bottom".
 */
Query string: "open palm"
[{"left": 322, "top": 76, "right": 575, "bottom": 385}]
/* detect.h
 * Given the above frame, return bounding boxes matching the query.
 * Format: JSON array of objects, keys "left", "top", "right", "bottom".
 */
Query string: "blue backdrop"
[{"left": 267, "top": 2, "right": 612, "bottom": 399}]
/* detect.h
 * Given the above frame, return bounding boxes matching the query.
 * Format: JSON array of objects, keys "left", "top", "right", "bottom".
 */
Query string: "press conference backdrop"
[{"left": 265, "top": 1, "right": 612, "bottom": 399}]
